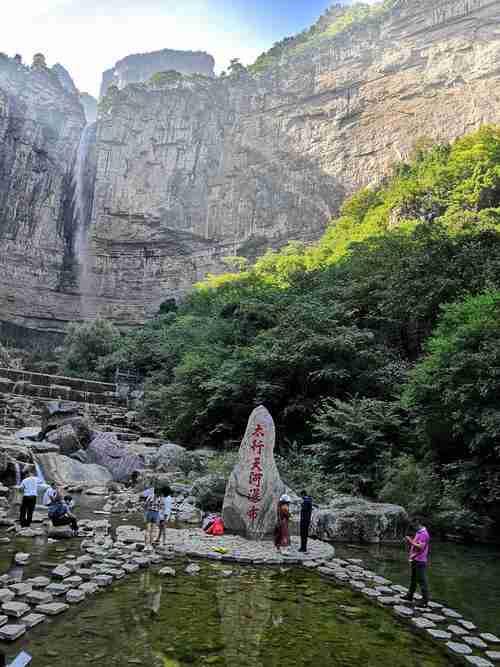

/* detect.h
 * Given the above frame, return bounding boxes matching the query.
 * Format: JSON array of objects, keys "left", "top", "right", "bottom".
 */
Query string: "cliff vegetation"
[{"left": 59, "top": 126, "right": 500, "bottom": 539}]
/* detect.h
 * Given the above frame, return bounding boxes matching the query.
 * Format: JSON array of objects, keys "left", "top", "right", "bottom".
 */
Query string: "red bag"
[{"left": 207, "top": 517, "right": 224, "bottom": 535}]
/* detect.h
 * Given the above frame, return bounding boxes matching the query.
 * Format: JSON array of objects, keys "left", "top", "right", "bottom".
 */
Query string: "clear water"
[
  {"left": 336, "top": 542, "right": 500, "bottom": 635},
  {"left": 1, "top": 560, "right": 455, "bottom": 667}
]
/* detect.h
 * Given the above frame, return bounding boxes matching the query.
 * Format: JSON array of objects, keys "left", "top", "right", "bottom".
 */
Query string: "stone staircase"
[{"left": 0, "top": 367, "right": 119, "bottom": 406}]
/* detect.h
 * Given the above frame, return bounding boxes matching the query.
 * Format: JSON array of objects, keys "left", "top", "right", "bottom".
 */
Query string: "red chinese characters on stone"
[{"left": 247, "top": 423, "right": 266, "bottom": 524}]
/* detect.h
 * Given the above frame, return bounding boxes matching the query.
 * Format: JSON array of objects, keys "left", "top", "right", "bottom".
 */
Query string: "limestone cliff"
[
  {"left": 99, "top": 48, "right": 215, "bottom": 98},
  {"left": 85, "top": 0, "right": 500, "bottom": 324},
  {"left": 0, "top": 53, "right": 85, "bottom": 336},
  {"left": 2, "top": 0, "right": 500, "bottom": 334}
]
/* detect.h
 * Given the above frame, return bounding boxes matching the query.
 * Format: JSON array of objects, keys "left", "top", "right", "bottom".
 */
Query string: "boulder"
[
  {"left": 176, "top": 501, "right": 203, "bottom": 524},
  {"left": 191, "top": 474, "right": 227, "bottom": 512},
  {"left": 36, "top": 453, "right": 112, "bottom": 486},
  {"left": 310, "top": 495, "right": 408, "bottom": 544},
  {"left": 222, "top": 406, "right": 285, "bottom": 539},
  {"left": 87, "top": 432, "right": 143, "bottom": 481},
  {"left": 46, "top": 419, "right": 93, "bottom": 455},
  {"left": 152, "top": 442, "right": 187, "bottom": 470}
]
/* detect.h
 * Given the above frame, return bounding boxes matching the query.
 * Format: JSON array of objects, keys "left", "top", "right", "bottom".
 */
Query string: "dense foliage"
[{"left": 59, "top": 126, "right": 500, "bottom": 537}]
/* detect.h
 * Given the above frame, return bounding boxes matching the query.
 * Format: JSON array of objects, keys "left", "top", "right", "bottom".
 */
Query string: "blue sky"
[{"left": 2, "top": 0, "right": 374, "bottom": 96}]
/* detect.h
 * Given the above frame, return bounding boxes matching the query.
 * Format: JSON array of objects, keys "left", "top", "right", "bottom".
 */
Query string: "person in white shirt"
[
  {"left": 42, "top": 482, "right": 58, "bottom": 507},
  {"left": 154, "top": 485, "right": 173, "bottom": 548},
  {"left": 19, "top": 469, "right": 40, "bottom": 528}
]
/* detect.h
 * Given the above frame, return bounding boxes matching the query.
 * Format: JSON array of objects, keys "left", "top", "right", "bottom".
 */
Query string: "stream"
[{"left": 1, "top": 495, "right": 499, "bottom": 666}]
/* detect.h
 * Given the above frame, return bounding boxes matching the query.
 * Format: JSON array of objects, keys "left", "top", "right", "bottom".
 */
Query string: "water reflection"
[{"left": 217, "top": 572, "right": 271, "bottom": 667}]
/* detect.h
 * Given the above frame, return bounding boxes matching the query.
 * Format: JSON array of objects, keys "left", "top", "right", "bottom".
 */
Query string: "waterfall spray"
[{"left": 72, "top": 122, "right": 97, "bottom": 320}]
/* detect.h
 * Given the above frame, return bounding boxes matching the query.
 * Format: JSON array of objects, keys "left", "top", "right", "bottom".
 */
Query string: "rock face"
[
  {"left": 310, "top": 496, "right": 408, "bottom": 544},
  {"left": 223, "top": 406, "right": 285, "bottom": 539},
  {"left": 0, "top": 53, "right": 85, "bottom": 335},
  {"left": 99, "top": 48, "right": 215, "bottom": 97},
  {"left": 86, "top": 432, "right": 143, "bottom": 481},
  {"left": 36, "top": 453, "right": 112, "bottom": 486},
  {"left": 3, "top": 0, "right": 500, "bottom": 332}
]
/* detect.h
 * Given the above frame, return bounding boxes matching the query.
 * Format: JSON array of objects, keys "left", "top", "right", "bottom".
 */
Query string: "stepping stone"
[
  {"left": 159, "top": 567, "right": 176, "bottom": 577},
  {"left": 66, "top": 589, "right": 86, "bottom": 604},
  {"left": 28, "top": 576, "right": 51, "bottom": 589},
  {"left": 347, "top": 559, "right": 363, "bottom": 565},
  {"left": 372, "top": 576, "right": 392, "bottom": 585},
  {"left": 106, "top": 569, "right": 125, "bottom": 579},
  {"left": 2, "top": 602, "right": 30, "bottom": 618},
  {"left": 459, "top": 620, "right": 477, "bottom": 631},
  {"left": 446, "top": 642, "right": 473, "bottom": 655},
  {"left": 26, "top": 590, "right": 53, "bottom": 605},
  {"left": 93, "top": 575, "right": 113, "bottom": 587},
  {"left": 392, "top": 585, "right": 408, "bottom": 593},
  {"left": 442, "top": 608, "right": 463, "bottom": 619},
  {"left": 466, "top": 658, "right": 494, "bottom": 667},
  {"left": 0, "top": 589, "right": 15, "bottom": 604},
  {"left": 150, "top": 554, "right": 162, "bottom": 564},
  {"left": 79, "top": 583, "right": 99, "bottom": 595},
  {"left": 362, "top": 588, "right": 381, "bottom": 598},
  {"left": 132, "top": 557, "right": 150, "bottom": 568},
  {"left": 428, "top": 601, "right": 443, "bottom": 609},
  {"left": 427, "top": 629, "right": 452, "bottom": 641},
  {"left": 394, "top": 606, "right": 414, "bottom": 618},
  {"left": 52, "top": 565, "right": 71, "bottom": 579},
  {"left": 35, "top": 602, "right": 69, "bottom": 616},
  {"left": 463, "top": 636, "right": 488, "bottom": 649},
  {"left": 448, "top": 624, "right": 468, "bottom": 636},
  {"left": 376, "top": 586, "right": 394, "bottom": 595},
  {"left": 76, "top": 556, "right": 94, "bottom": 566},
  {"left": 412, "top": 617, "right": 436, "bottom": 630},
  {"left": 0, "top": 615, "right": 7, "bottom": 628},
  {"left": 482, "top": 635, "right": 500, "bottom": 644},
  {"left": 64, "top": 576, "right": 83, "bottom": 586},
  {"left": 0, "top": 624, "right": 26, "bottom": 641},
  {"left": 46, "top": 583, "right": 69, "bottom": 596},
  {"left": 350, "top": 580, "right": 365, "bottom": 590},
  {"left": 485, "top": 652, "right": 500, "bottom": 662},
  {"left": 185, "top": 564, "right": 201, "bottom": 575},
  {"left": 122, "top": 563, "right": 139, "bottom": 574},
  {"left": 14, "top": 553, "right": 30, "bottom": 566},
  {"left": 22, "top": 613, "right": 46, "bottom": 628},
  {"left": 75, "top": 568, "right": 97, "bottom": 580},
  {"left": 423, "top": 613, "right": 446, "bottom": 623},
  {"left": 377, "top": 596, "right": 399, "bottom": 606},
  {"left": 9, "top": 583, "right": 32, "bottom": 597}
]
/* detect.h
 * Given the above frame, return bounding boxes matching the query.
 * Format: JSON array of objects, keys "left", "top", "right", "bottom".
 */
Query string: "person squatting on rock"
[
  {"left": 402, "top": 516, "right": 431, "bottom": 607},
  {"left": 18, "top": 468, "right": 40, "bottom": 528},
  {"left": 274, "top": 494, "right": 291, "bottom": 551},
  {"left": 154, "top": 485, "right": 173, "bottom": 547},
  {"left": 299, "top": 490, "right": 313, "bottom": 553},
  {"left": 47, "top": 491, "right": 79, "bottom": 536}
]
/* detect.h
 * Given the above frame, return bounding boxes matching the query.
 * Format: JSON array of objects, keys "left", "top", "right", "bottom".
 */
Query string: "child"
[
  {"left": 155, "top": 485, "right": 173, "bottom": 547},
  {"left": 143, "top": 485, "right": 163, "bottom": 551}
]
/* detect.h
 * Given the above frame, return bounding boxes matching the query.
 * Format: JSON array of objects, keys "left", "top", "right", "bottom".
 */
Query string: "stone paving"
[{"left": 0, "top": 524, "right": 499, "bottom": 667}]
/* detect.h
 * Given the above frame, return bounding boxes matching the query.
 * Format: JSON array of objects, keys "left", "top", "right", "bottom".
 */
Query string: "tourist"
[
  {"left": 154, "top": 485, "right": 173, "bottom": 547},
  {"left": 274, "top": 494, "right": 291, "bottom": 551},
  {"left": 299, "top": 490, "right": 313, "bottom": 553},
  {"left": 402, "top": 516, "right": 431, "bottom": 607},
  {"left": 42, "top": 480, "right": 58, "bottom": 507},
  {"left": 47, "top": 492, "right": 79, "bottom": 536},
  {"left": 18, "top": 468, "right": 40, "bottom": 528},
  {"left": 143, "top": 484, "right": 163, "bottom": 551}
]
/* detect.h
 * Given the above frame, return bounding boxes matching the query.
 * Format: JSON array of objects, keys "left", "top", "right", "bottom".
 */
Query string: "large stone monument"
[{"left": 222, "top": 406, "right": 285, "bottom": 539}]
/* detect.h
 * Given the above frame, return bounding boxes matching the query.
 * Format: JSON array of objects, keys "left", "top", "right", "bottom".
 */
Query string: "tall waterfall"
[{"left": 72, "top": 122, "right": 97, "bottom": 319}]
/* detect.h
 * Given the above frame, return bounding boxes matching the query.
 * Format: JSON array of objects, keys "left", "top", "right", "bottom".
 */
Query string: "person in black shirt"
[{"left": 299, "top": 490, "right": 313, "bottom": 553}]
